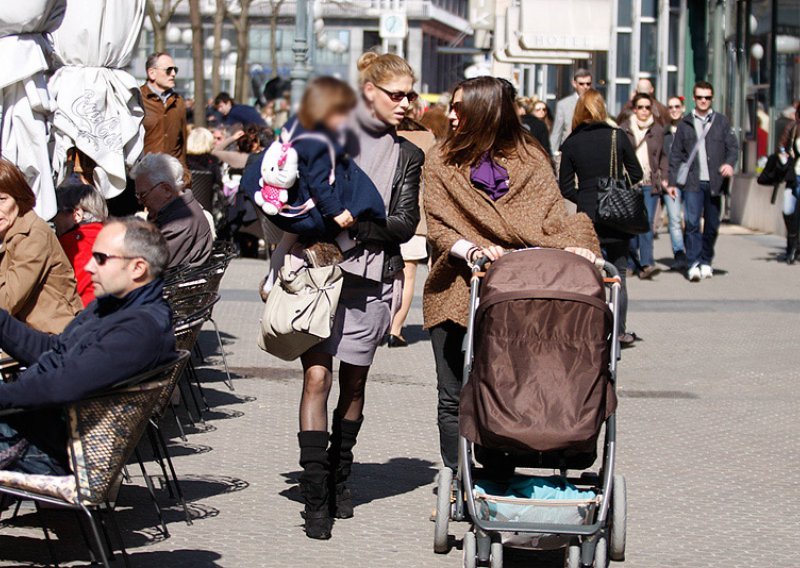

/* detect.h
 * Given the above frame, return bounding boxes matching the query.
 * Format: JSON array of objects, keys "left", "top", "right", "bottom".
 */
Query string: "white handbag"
[{"left": 258, "top": 257, "right": 343, "bottom": 361}]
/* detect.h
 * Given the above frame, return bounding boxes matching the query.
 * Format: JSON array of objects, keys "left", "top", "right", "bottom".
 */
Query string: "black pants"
[
  {"left": 601, "top": 241, "right": 629, "bottom": 333},
  {"left": 430, "top": 321, "right": 467, "bottom": 470}
]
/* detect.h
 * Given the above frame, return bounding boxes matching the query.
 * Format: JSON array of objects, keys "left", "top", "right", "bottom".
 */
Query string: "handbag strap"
[{"left": 685, "top": 114, "right": 715, "bottom": 168}]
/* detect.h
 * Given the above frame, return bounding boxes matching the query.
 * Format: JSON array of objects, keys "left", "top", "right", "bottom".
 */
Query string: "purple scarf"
[{"left": 470, "top": 154, "right": 509, "bottom": 201}]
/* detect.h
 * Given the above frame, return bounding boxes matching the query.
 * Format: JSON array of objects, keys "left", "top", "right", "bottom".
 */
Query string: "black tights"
[{"left": 299, "top": 351, "right": 369, "bottom": 431}]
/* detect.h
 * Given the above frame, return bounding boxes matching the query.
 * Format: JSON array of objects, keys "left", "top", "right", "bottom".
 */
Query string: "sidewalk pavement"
[{"left": 1, "top": 229, "right": 798, "bottom": 567}]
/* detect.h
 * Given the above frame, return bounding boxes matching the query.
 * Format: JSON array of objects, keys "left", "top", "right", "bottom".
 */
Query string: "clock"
[{"left": 379, "top": 12, "right": 408, "bottom": 39}]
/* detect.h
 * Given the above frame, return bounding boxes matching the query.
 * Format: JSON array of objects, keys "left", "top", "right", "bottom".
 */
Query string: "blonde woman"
[{"left": 295, "top": 52, "right": 423, "bottom": 540}]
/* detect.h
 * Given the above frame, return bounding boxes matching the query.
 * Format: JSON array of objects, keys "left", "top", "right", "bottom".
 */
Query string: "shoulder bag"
[
  {"left": 596, "top": 129, "right": 649, "bottom": 235},
  {"left": 258, "top": 252, "right": 343, "bottom": 361}
]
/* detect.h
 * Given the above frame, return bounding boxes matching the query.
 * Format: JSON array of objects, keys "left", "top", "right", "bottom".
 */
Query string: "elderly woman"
[
  {"left": 423, "top": 77, "right": 600, "bottom": 473},
  {"left": 0, "top": 160, "right": 82, "bottom": 333},
  {"left": 54, "top": 182, "right": 108, "bottom": 307},
  {"left": 295, "top": 52, "right": 423, "bottom": 540}
]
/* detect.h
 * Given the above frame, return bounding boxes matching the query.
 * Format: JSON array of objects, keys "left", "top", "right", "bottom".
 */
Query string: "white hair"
[{"left": 130, "top": 153, "right": 184, "bottom": 193}]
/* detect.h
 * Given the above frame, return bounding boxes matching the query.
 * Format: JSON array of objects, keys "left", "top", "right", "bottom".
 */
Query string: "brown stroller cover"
[{"left": 460, "top": 249, "right": 617, "bottom": 455}]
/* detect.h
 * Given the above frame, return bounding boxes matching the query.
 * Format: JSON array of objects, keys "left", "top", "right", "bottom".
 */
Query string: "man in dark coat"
[
  {"left": 668, "top": 81, "right": 739, "bottom": 281},
  {"left": 214, "top": 92, "right": 266, "bottom": 127},
  {"left": 131, "top": 153, "right": 213, "bottom": 270},
  {"left": 0, "top": 218, "right": 177, "bottom": 474}
]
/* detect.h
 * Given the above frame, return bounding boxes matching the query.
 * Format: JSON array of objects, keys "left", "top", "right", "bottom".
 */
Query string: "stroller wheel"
[
  {"left": 609, "top": 474, "right": 627, "bottom": 561},
  {"left": 594, "top": 537, "right": 608, "bottom": 568},
  {"left": 565, "top": 543, "right": 581, "bottom": 568},
  {"left": 490, "top": 540, "right": 503, "bottom": 568},
  {"left": 462, "top": 531, "right": 477, "bottom": 568},
  {"left": 433, "top": 467, "right": 453, "bottom": 553}
]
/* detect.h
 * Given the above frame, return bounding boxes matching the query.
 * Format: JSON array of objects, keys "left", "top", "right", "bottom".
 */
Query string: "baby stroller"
[{"left": 433, "top": 248, "right": 626, "bottom": 568}]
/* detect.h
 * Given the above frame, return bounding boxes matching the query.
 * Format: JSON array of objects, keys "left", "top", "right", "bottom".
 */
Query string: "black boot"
[
  {"left": 784, "top": 214, "right": 798, "bottom": 265},
  {"left": 328, "top": 411, "right": 363, "bottom": 519},
  {"left": 298, "top": 431, "right": 332, "bottom": 539}
]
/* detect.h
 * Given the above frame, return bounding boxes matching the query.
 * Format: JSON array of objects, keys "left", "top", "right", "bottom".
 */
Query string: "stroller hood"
[{"left": 460, "top": 249, "right": 617, "bottom": 454}]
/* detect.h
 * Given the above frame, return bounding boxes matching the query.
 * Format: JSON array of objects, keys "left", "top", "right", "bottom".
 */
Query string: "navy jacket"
[
  {"left": 243, "top": 118, "right": 386, "bottom": 239},
  {"left": 668, "top": 111, "right": 739, "bottom": 196},
  {"left": 223, "top": 103, "right": 266, "bottom": 127},
  {"left": 0, "top": 279, "right": 176, "bottom": 469}
]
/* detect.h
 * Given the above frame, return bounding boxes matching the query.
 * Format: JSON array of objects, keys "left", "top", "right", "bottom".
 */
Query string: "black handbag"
[
  {"left": 756, "top": 152, "right": 793, "bottom": 187},
  {"left": 596, "top": 129, "right": 649, "bottom": 235}
]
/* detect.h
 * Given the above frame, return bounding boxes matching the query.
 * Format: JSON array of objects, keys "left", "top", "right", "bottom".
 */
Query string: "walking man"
[
  {"left": 140, "top": 52, "right": 190, "bottom": 185},
  {"left": 549, "top": 69, "right": 593, "bottom": 154},
  {"left": 668, "top": 81, "right": 738, "bottom": 282}
]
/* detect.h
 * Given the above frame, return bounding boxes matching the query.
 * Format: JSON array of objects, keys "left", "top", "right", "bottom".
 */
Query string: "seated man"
[
  {"left": 0, "top": 218, "right": 177, "bottom": 475},
  {"left": 131, "top": 153, "right": 213, "bottom": 270}
]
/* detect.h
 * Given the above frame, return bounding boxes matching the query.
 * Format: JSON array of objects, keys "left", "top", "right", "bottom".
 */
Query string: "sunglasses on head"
[
  {"left": 375, "top": 84, "right": 418, "bottom": 103},
  {"left": 92, "top": 252, "right": 137, "bottom": 266},
  {"left": 694, "top": 95, "right": 712, "bottom": 101}
]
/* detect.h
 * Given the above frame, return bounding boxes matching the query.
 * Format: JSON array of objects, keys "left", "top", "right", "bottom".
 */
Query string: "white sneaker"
[
  {"left": 700, "top": 264, "right": 714, "bottom": 279},
  {"left": 687, "top": 265, "right": 701, "bottom": 282}
]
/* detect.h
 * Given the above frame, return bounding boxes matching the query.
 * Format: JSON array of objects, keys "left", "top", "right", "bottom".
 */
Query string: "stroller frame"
[{"left": 436, "top": 250, "right": 624, "bottom": 568}]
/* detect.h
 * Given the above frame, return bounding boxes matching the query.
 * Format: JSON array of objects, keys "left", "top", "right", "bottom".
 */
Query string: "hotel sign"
[{"left": 518, "top": 0, "right": 612, "bottom": 53}]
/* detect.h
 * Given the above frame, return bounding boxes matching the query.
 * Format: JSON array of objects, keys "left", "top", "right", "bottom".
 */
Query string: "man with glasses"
[
  {"left": 140, "top": 52, "right": 190, "bottom": 185},
  {"left": 549, "top": 68, "right": 593, "bottom": 154},
  {"left": 668, "top": 81, "right": 739, "bottom": 282},
  {"left": 0, "top": 218, "right": 176, "bottom": 475},
  {"left": 131, "top": 153, "right": 212, "bottom": 270}
]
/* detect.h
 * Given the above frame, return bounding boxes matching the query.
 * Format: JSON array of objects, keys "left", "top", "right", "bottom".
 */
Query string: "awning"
[
  {"left": 0, "top": 1, "right": 65, "bottom": 220},
  {"left": 49, "top": 0, "right": 146, "bottom": 199}
]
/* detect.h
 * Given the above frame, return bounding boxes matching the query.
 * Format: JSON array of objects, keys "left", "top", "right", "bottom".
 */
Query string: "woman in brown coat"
[
  {"left": 423, "top": 77, "right": 600, "bottom": 471},
  {"left": 0, "top": 160, "right": 82, "bottom": 334}
]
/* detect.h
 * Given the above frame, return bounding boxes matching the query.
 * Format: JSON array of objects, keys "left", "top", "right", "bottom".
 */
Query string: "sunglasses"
[
  {"left": 92, "top": 252, "right": 138, "bottom": 266},
  {"left": 668, "top": 104, "right": 683, "bottom": 109},
  {"left": 375, "top": 84, "right": 418, "bottom": 103},
  {"left": 636, "top": 105, "right": 652, "bottom": 110},
  {"left": 450, "top": 101, "right": 462, "bottom": 117},
  {"left": 154, "top": 66, "right": 179, "bottom": 76},
  {"left": 694, "top": 95, "right": 713, "bottom": 101},
  {"left": 576, "top": 81, "right": 592, "bottom": 87},
  {"left": 534, "top": 106, "right": 547, "bottom": 113}
]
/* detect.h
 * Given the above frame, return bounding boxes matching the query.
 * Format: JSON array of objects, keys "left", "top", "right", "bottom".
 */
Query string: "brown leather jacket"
[
  {"left": 140, "top": 83, "right": 190, "bottom": 184},
  {"left": 0, "top": 210, "right": 82, "bottom": 334}
]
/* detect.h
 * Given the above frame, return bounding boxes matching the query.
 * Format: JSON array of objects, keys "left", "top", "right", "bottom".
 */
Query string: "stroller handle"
[{"left": 471, "top": 251, "right": 621, "bottom": 279}]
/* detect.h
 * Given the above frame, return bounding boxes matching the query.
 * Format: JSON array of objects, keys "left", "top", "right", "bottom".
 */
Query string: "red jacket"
[{"left": 58, "top": 223, "right": 102, "bottom": 307}]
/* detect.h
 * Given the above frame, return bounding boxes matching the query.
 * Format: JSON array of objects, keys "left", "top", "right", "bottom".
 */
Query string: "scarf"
[
  {"left": 470, "top": 153, "right": 509, "bottom": 201},
  {"left": 340, "top": 100, "right": 400, "bottom": 282},
  {"left": 630, "top": 116, "right": 654, "bottom": 185}
]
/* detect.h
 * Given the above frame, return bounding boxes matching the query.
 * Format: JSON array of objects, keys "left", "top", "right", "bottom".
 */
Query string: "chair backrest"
[
  {"left": 162, "top": 260, "right": 227, "bottom": 300},
  {"left": 189, "top": 169, "right": 216, "bottom": 211},
  {"left": 168, "top": 292, "right": 220, "bottom": 323},
  {"left": 67, "top": 352, "right": 190, "bottom": 505}
]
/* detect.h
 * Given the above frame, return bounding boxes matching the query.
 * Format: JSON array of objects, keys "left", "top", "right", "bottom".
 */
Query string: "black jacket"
[
  {"left": 521, "top": 115, "right": 552, "bottom": 157},
  {"left": 559, "top": 122, "right": 643, "bottom": 243},
  {"left": 0, "top": 279, "right": 177, "bottom": 470},
  {"left": 668, "top": 111, "right": 739, "bottom": 196},
  {"left": 351, "top": 138, "right": 423, "bottom": 278}
]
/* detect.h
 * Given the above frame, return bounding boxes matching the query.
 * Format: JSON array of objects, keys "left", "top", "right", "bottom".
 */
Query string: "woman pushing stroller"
[{"left": 423, "top": 76, "right": 601, "bottom": 472}]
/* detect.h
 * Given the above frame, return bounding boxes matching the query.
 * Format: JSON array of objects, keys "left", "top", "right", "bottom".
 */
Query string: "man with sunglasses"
[
  {"left": 140, "top": 52, "right": 190, "bottom": 185},
  {"left": 0, "top": 218, "right": 176, "bottom": 475},
  {"left": 549, "top": 68, "right": 593, "bottom": 154},
  {"left": 668, "top": 81, "right": 739, "bottom": 282}
]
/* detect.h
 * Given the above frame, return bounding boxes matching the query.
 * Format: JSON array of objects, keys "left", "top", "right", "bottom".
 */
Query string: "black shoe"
[
  {"left": 619, "top": 332, "right": 638, "bottom": 347},
  {"left": 301, "top": 510, "right": 333, "bottom": 540},
  {"left": 638, "top": 265, "right": 661, "bottom": 280},
  {"left": 787, "top": 238, "right": 798, "bottom": 265},
  {"left": 671, "top": 251, "right": 688, "bottom": 272},
  {"left": 299, "top": 431, "right": 333, "bottom": 539},
  {"left": 386, "top": 334, "right": 408, "bottom": 348},
  {"left": 328, "top": 412, "right": 363, "bottom": 520}
]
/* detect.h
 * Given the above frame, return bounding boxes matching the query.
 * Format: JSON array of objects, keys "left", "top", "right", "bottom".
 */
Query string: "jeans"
[
  {"left": 0, "top": 420, "right": 67, "bottom": 475},
  {"left": 783, "top": 179, "right": 799, "bottom": 216},
  {"left": 684, "top": 181, "right": 721, "bottom": 267},
  {"left": 629, "top": 187, "right": 661, "bottom": 267},
  {"left": 430, "top": 322, "right": 467, "bottom": 470},
  {"left": 662, "top": 190, "right": 685, "bottom": 255},
  {"left": 601, "top": 241, "right": 629, "bottom": 333}
]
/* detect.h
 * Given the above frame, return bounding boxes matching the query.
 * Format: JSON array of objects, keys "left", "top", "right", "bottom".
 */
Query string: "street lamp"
[{"left": 291, "top": 0, "right": 310, "bottom": 108}]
